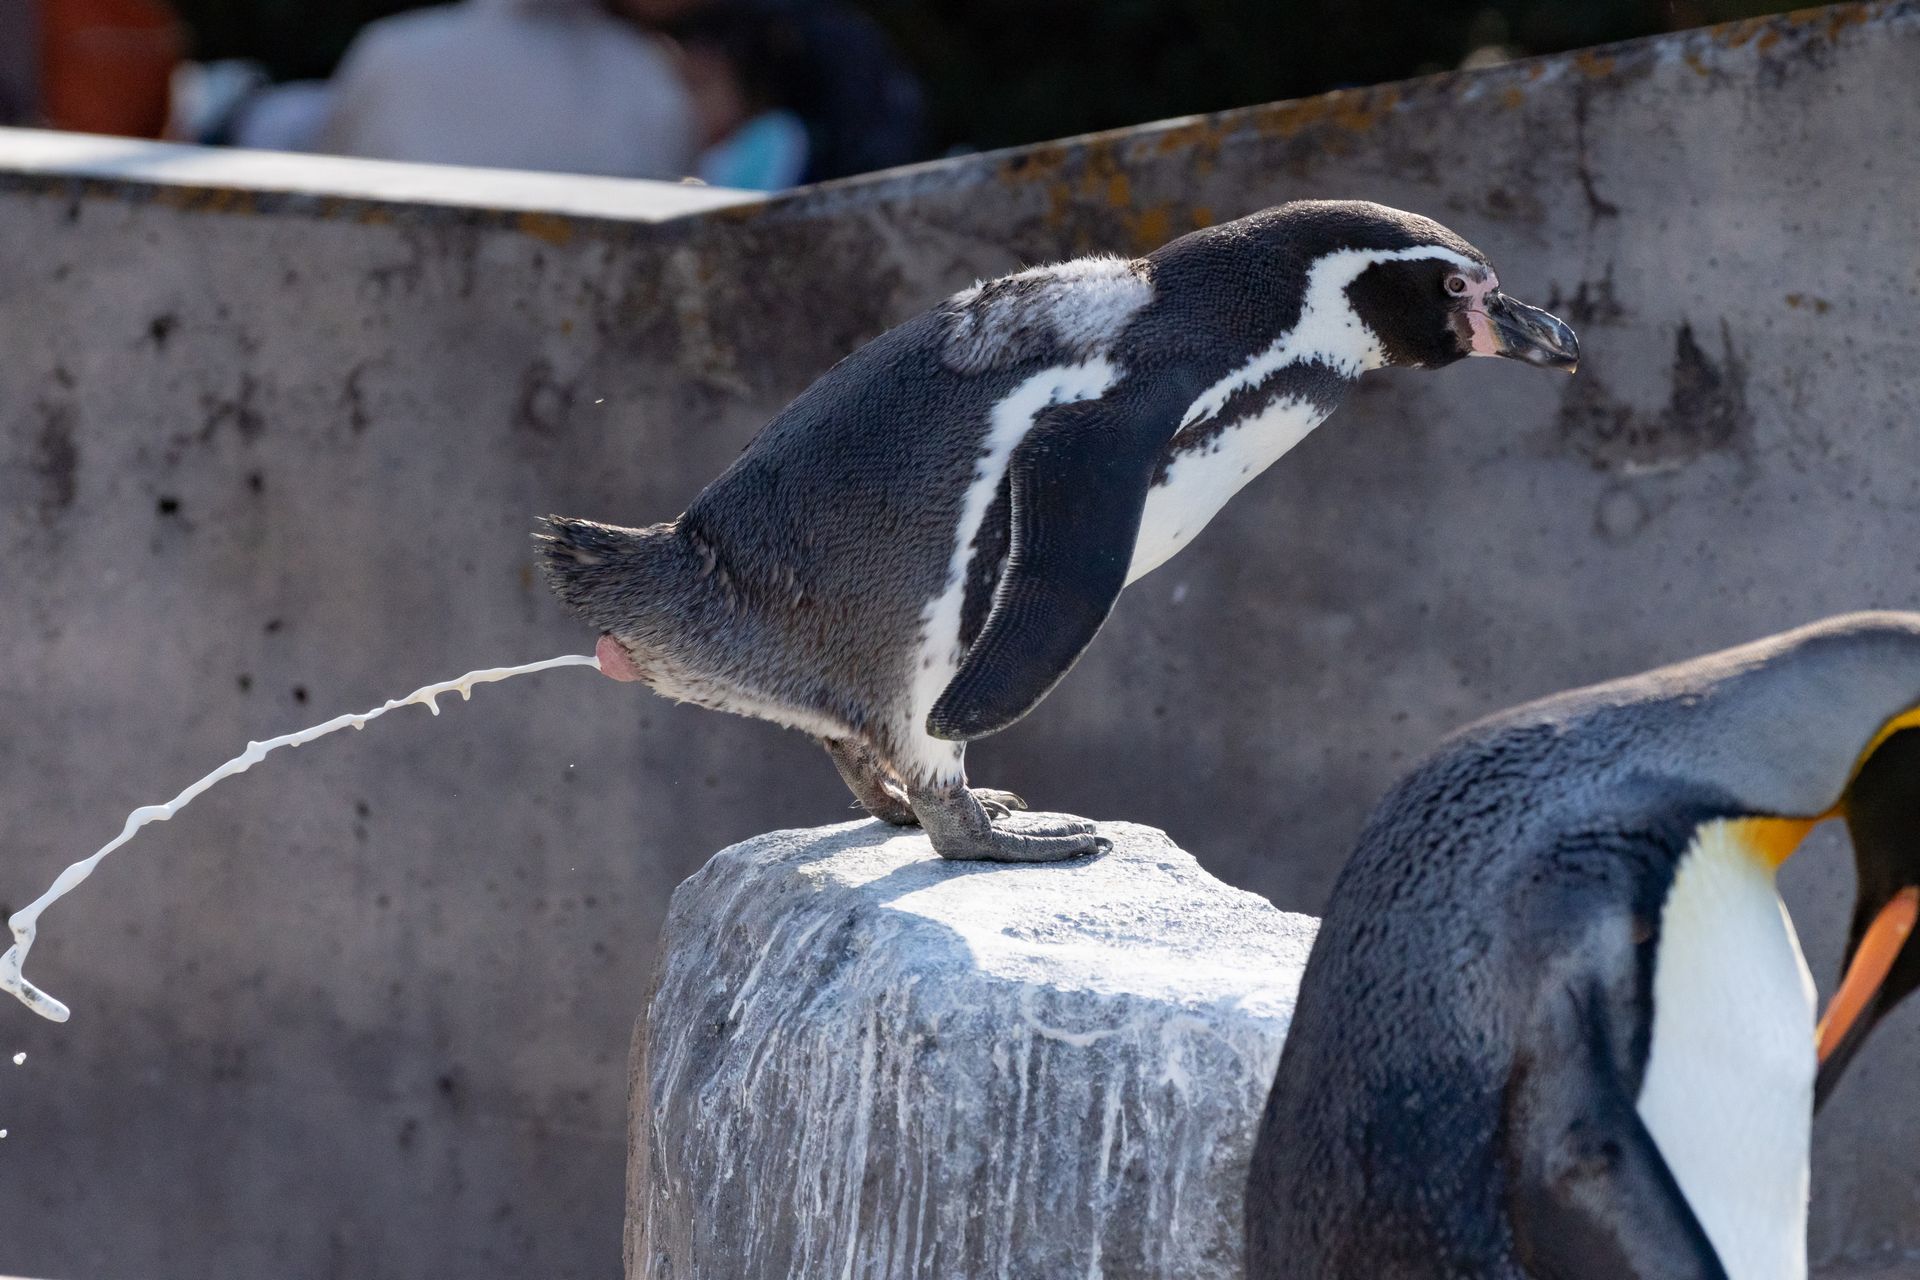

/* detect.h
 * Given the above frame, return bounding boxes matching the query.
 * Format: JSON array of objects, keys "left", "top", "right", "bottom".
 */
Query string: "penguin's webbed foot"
[
  {"left": 969, "top": 813, "right": 1108, "bottom": 863},
  {"left": 910, "top": 781, "right": 1105, "bottom": 863}
]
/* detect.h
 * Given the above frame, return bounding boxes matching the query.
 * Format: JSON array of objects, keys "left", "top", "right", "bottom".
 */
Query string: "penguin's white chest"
[
  {"left": 1127, "top": 394, "right": 1331, "bottom": 583},
  {"left": 1637, "top": 821, "right": 1816, "bottom": 1280}
]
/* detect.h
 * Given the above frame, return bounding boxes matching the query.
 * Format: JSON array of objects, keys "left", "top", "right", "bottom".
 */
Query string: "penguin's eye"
[{"left": 1445, "top": 274, "right": 1470, "bottom": 297}]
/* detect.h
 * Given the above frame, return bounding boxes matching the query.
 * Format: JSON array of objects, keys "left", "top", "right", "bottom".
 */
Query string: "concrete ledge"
[
  {"left": 629, "top": 820, "right": 1317, "bottom": 1279},
  {"left": 0, "top": 126, "right": 761, "bottom": 224}
]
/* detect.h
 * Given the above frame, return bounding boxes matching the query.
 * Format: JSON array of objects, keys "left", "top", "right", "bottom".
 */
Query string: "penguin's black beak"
[
  {"left": 1484, "top": 293, "right": 1579, "bottom": 372},
  {"left": 1817, "top": 726, "right": 1920, "bottom": 1108}
]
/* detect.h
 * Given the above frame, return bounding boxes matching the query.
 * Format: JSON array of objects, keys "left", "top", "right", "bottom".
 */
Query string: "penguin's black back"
[{"left": 670, "top": 309, "right": 1094, "bottom": 734}]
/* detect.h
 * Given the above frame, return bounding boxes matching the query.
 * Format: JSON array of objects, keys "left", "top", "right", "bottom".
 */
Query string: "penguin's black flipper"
[
  {"left": 927, "top": 376, "right": 1191, "bottom": 741},
  {"left": 1506, "top": 979, "right": 1729, "bottom": 1280}
]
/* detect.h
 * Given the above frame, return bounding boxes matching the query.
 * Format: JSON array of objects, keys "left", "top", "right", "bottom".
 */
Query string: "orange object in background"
[{"left": 40, "top": 0, "right": 184, "bottom": 137}]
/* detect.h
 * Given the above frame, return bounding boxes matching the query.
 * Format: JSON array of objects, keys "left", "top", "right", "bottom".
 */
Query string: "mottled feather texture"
[{"left": 941, "top": 257, "right": 1153, "bottom": 376}]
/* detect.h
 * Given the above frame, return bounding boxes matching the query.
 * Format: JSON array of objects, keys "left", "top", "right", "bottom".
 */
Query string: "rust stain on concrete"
[
  {"left": 1127, "top": 206, "right": 1173, "bottom": 253},
  {"left": 1245, "top": 85, "right": 1403, "bottom": 139},
  {"left": 1572, "top": 50, "right": 1618, "bottom": 78},
  {"left": 1713, "top": 3, "right": 1879, "bottom": 52},
  {"left": 517, "top": 212, "right": 575, "bottom": 247},
  {"left": 1148, "top": 116, "right": 1235, "bottom": 159}
]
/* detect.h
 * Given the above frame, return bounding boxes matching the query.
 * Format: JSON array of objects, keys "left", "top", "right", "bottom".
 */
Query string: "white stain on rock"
[{"left": 629, "top": 819, "right": 1316, "bottom": 1280}]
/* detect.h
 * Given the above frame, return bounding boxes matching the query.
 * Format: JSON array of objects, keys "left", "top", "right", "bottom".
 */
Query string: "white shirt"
[{"left": 316, "top": 0, "right": 697, "bottom": 180}]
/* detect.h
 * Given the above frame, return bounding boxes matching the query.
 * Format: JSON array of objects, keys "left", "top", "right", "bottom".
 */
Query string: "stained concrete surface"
[
  {"left": 633, "top": 820, "right": 1316, "bottom": 1279},
  {"left": 2, "top": 3, "right": 1920, "bottom": 1276}
]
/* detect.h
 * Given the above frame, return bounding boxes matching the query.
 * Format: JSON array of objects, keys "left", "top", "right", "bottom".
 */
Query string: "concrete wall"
[{"left": 1, "top": 4, "right": 1918, "bottom": 1275}]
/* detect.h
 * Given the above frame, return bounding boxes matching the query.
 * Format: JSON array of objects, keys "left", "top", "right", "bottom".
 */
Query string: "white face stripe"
[
  {"left": 1178, "top": 245, "right": 1483, "bottom": 430},
  {"left": 1637, "top": 820, "right": 1815, "bottom": 1280},
  {"left": 901, "top": 358, "right": 1120, "bottom": 783}
]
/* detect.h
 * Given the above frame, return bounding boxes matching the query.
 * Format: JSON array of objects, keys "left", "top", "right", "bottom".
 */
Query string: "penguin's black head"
[
  {"left": 1348, "top": 254, "right": 1578, "bottom": 373},
  {"left": 1819, "top": 716, "right": 1920, "bottom": 1106},
  {"left": 1230, "top": 201, "right": 1579, "bottom": 374}
]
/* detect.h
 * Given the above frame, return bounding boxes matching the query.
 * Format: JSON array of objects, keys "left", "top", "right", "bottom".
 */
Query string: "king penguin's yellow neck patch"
[{"left": 1720, "top": 815, "right": 1820, "bottom": 872}]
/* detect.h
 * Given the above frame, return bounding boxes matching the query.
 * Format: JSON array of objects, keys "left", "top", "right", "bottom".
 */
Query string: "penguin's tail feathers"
[{"left": 533, "top": 515, "right": 685, "bottom": 634}]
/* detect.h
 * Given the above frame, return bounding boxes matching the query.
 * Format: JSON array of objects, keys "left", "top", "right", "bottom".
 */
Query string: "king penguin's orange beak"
[
  {"left": 1817, "top": 720, "right": 1920, "bottom": 1108},
  {"left": 1817, "top": 886, "right": 1919, "bottom": 1066}
]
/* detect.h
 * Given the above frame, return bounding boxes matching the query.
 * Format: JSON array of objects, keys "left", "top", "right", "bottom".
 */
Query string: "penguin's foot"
[
  {"left": 909, "top": 781, "right": 1105, "bottom": 863},
  {"left": 970, "top": 788, "right": 1028, "bottom": 819},
  {"left": 821, "top": 739, "right": 1034, "bottom": 829},
  {"left": 821, "top": 736, "right": 918, "bottom": 826}
]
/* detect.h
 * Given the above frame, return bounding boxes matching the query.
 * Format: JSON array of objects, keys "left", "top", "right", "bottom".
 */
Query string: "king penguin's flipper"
[
  {"left": 927, "top": 373, "right": 1197, "bottom": 741},
  {"left": 1506, "top": 980, "right": 1729, "bottom": 1280}
]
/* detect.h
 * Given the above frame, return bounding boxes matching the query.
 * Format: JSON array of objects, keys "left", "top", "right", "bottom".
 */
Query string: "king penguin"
[
  {"left": 537, "top": 200, "right": 1578, "bottom": 863},
  {"left": 1246, "top": 612, "right": 1920, "bottom": 1280}
]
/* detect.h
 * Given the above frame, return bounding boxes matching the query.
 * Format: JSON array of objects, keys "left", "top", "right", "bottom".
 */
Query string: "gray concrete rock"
[{"left": 628, "top": 819, "right": 1317, "bottom": 1280}]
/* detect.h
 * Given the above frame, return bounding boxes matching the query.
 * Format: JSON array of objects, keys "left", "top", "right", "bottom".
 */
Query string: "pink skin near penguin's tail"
[{"left": 595, "top": 632, "right": 645, "bottom": 682}]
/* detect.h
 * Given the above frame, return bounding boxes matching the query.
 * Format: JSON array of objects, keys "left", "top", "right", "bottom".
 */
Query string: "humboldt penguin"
[
  {"left": 538, "top": 200, "right": 1578, "bottom": 863},
  {"left": 1246, "top": 612, "right": 1920, "bottom": 1280}
]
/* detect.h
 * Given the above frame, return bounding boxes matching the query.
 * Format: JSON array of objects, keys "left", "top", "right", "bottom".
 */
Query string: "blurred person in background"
[
  {"left": 169, "top": 58, "right": 334, "bottom": 151},
  {"left": 309, "top": 0, "right": 697, "bottom": 179},
  {"left": 622, "top": 0, "right": 926, "bottom": 185},
  {"left": 667, "top": 3, "right": 811, "bottom": 189}
]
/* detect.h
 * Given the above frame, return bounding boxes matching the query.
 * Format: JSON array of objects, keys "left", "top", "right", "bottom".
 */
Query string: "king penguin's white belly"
[
  {"left": 1128, "top": 395, "right": 1331, "bottom": 583},
  {"left": 1637, "top": 820, "right": 1816, "bottom": 1280}
]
